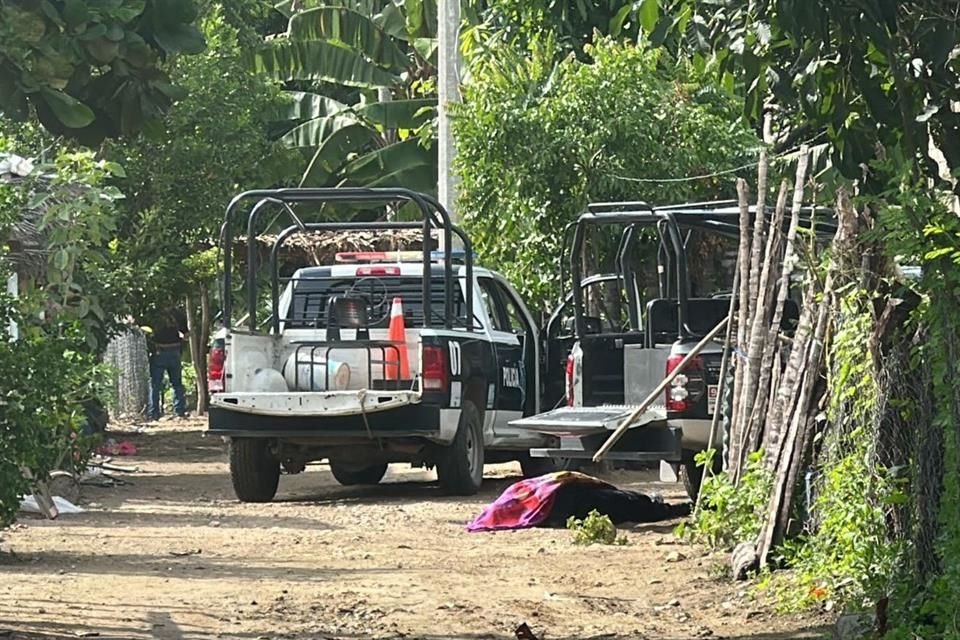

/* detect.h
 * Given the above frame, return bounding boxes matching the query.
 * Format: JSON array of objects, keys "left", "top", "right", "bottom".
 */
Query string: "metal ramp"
[
  {"left": 510, "top": 404, "right": 681, "bottom": 463},
  {"left": 509, "top": 404, "right": 667, "bottom": 435}
]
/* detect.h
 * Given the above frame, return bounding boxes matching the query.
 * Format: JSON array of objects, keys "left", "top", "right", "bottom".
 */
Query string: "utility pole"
[{"left": 437, "top": 0, "right": 461, "bottom": 225}]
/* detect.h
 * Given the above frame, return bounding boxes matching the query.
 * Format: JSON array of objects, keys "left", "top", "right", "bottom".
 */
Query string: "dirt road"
[{"left": 1, "top": 422, "right": 828, "bottom": 640}]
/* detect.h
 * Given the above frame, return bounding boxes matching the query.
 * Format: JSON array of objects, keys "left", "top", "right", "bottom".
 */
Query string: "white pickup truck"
[{"left": 206, "top": 188, "right": 555, "bottom": 502}]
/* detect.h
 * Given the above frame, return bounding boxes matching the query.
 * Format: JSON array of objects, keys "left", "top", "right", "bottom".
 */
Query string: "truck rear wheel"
[
  {"left": 229, "top": 438, "right": 280, "bottom": 503},
  {"left": 329, "top": 461, "right": 388, "bottom": 486},
  {"left": 437, "top": 402, "right": 484, "bottom": 495},
  {"left": 680, "top": 451, "right": 721, "bottom": 501}
]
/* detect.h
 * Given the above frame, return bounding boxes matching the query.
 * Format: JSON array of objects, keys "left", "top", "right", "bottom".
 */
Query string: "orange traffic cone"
[{"left": 385, "top": 297, "right": 410, "bottom": 380}]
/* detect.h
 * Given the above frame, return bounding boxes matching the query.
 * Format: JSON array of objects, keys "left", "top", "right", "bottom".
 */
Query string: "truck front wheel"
[
  {"left": 437, "top": 402, "right": 484, "bottom": 495},
  {"left": 229, "top": 438, "right": 280, "bottom": 503},
  {"left": 330, "top": 461, "right": 388, "bottom": 486}
]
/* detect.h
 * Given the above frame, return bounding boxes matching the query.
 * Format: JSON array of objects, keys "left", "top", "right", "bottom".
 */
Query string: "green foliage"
[
  {"left": 0, "top": 142, "right": 122, "bottom": 528},
  {"left": 643, "top": 1, "right": 960, "bottom": 188},
  {"left": 771, "top": 453, "right": 903, "bottom": 613},
  {"left": 766, "top": 292, "right": 902, "bottom": 614},
  {"left": 469, "top": 0, "right": 656, "bottom": 56},
  {"left": 677, "top": 449, "right": 771, "bottom": 549},
  {"left": 871, "top": 177, "right": 960, "bottom": 639},
  {"left": 0, "top": 0, "right": 206, "bottom": 143},
  {"left": 0, "top": 320, "right": 108, "bottom": 527},
  {"left": 257, "top": 0, "right": 440, "bottom": 201},
  {"left": 455, "top": 38, "right": 757, "bottom": 307},
  {"left": 105, "top": 5, "right": 291, "bottom": 314},
  {"left": 5, "top": 147, "right": 130, "bottom": 350},
  {"left": 567, "top": 509, "right": 627, "bottom": 546},
  {"left": 909, "top": 294, "right": 960, "bottom": 639}
]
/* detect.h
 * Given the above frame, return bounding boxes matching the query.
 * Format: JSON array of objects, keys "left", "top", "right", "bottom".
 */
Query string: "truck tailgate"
[
  {"left": 509, "top": 405, "right": 667, "bottom": 436},
  {"left": 210, "top": 390, "right": 420, "bottom": 417}
]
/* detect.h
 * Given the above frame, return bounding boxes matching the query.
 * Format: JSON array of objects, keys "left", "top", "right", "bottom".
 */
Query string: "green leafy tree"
[
  {"left": 467, "top": 0, "right": 659, "bottom": 56},
  {"left": 105, "top": 5, "right": 292, "bottom": 412},
  {"left": 643, "top": 1, "right": 960, "bottom": 189},
  {"left": 0, "top": 143, "right": 124, "bottom": 527},
  {"left": 254, "top": 0, "right": 440, "bottom": 206},
  {"left": 454, "top": 38, "right": 757, "bottom": 307},
  {"left": 0, "top": 0, "right": 206, "bottom": 144}
]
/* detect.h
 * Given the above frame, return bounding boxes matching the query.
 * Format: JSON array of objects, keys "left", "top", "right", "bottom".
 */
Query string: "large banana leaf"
[
  {"left": 357, "top": 98, "right": 436, "bottom": 129},
  {"left": 276, "top": 96, "right": 435, "bottom": 145},
  {"left": 375, "top": 1, "right": 409, "bottom": 41},
  {"left": 270, "top": 91, "right": 348, "bottom": 123},
  {"left": 274, "top": 0, "right": 384, "bottom": 17},
  {"left": 281, "top": 112, "right": 365, "bottom": 149},
  {"left": 300, "top": 123, "right": 382, "bottom": 185},
  {"left": 340, "top": 137, "right": 435, "bottom": 187},
  {"left": 252, "top": 40, "right": 399, "bottom": 88},
  {"left": 289, "top": 7, "right": 410, "bottom": 72},
  {"left": 404, "top": 0, "right": 438, "bottom": 39}
]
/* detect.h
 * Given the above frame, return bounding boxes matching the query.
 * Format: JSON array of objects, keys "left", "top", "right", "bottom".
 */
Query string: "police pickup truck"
[{"left": 206, "top": 188, "right": 555, "bottom": 502}]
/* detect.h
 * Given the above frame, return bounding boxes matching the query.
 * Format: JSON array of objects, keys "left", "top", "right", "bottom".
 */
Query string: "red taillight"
[
  {"left": 336, "top": 251, "right": 387, "bottom": 263},
  {"left": 208, "top": 346, "right": 225, "bottom": 392},
  {"left": 565, "top": 354, "right": 575, "bottom": 406},
  {"left": 356, "top": 266, "right": 400, "bottom": 276},
  {"left": 422, "top": 345, "right": 449, "bottom": 392},
  {"left": 665, "top": 354, "right": 703, "bottom": 412}
]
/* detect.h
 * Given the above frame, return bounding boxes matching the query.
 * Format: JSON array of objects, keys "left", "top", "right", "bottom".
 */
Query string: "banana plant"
[{"left": 253, "top": 0, "right": 441, "bottom": 209}]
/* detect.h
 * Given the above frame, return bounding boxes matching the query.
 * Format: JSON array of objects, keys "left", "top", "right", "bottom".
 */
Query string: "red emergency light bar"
[{"left": 335, "top": 250, "right": 467, "bottom": 266}]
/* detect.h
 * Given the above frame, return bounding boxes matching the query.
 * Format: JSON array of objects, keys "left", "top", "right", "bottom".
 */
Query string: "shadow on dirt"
[
  {"left": 0, "top": 549, "right": 400, "bottom": 583},
  {"left": 280, "top": 475, "right": 517, "bottom": 507},
  {"left": 4, "top": 622, "right": 835, "bottom": 640}
]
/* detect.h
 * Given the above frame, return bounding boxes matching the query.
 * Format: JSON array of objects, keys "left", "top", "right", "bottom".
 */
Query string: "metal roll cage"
[
  {"left": 564, "top": 199, "right": 836, "bottom": 341},
  {"left": 219, "top": 188, "right": 474, "bottom": 334}
]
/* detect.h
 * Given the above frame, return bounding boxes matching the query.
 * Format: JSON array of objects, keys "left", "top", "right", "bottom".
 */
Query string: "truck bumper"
[
  {"left": 208, "top": 392, "right": 456, "bottom": 442},
  {"left": 209, "top": 389, "right": 420, "bottom": 417},
  {"left": 671, "top": 418, "right": 715, "bottom": 451},
  {"left": 529, "top": 424, "right": 683, "bottom": 463}
]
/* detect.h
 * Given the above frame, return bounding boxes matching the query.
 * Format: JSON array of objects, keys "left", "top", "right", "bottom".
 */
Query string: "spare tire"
[{"left": 329, "top": 461, "right": 389, "bottom": 486}]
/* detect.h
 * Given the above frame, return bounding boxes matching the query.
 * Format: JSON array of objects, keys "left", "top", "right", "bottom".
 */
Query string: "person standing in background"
[{"left": 144, "top": 307, "right": 189, "bottom": 420}]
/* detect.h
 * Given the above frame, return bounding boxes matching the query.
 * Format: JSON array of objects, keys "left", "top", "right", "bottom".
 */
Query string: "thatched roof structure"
[
  {"left": 1, "top": 153, "right": 50, "bottom": 276},
  {"left": 234, "top": 228, "right": 438, "bottom": 274}
]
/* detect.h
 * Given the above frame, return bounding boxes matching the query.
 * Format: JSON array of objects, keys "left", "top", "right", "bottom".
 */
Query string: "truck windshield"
[{"left": 280, "top": 275, "right": 466, "bottom": 330}]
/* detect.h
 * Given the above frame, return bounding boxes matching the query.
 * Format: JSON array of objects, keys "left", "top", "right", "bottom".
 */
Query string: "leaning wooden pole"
[
  {"left": 728, "top": 179, "right": 753, "bottom": 474},
  {"left": 740, "top": 180, "right": 791, "bottom": 459},
  {"left": 760, "top": 148, "right": 810, "bottom": 452}
]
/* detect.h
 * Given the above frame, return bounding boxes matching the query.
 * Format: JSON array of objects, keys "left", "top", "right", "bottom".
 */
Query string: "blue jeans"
[{"left": 149, "top": 348, "right": 187, "bottom": 418}]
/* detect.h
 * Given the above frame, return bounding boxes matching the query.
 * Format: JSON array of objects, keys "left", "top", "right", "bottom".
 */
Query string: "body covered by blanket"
[{"left": 466, "top": 471, "right": 690, "bottom": 532}]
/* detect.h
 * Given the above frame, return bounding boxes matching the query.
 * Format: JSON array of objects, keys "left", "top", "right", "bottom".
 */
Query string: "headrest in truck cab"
[
  {"left": 646, "top": 297, "right": 802, "bottom": 342},
  {"left": 646, "top": 298, "right": 729, "bottom": 341}
]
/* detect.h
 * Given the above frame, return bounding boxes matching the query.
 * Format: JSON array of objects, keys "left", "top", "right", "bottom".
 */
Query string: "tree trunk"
[
  {"left": 197, "top": 284, "right": 211, "bottom": 414},
  {"left": 185, "top": 291, "right": 210, "bottom": 416},
  {"left": 747, "top": 148, "right": 769, "bottom": 308}
]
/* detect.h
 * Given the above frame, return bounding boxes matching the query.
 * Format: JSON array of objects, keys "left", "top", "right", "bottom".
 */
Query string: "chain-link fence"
[
  {"left": 876, "top": 314, "right": 942, "bottom": 585},
  {"left": 103, "top": 327, "right": 150, "bottom": 420},
  {"left": 798, "top": 292, "right": 945, "bottom": 606}
]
